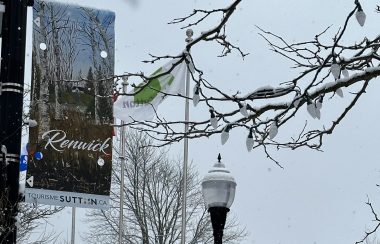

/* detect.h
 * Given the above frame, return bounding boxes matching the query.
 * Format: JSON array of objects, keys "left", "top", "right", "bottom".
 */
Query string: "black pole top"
[{"left": 217, "top": 153, "right": 221, "bottom": 163}]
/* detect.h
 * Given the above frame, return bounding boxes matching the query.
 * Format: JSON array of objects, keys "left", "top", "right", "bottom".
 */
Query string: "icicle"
[
  {"left": 246, "top": 130, "right": 254, "bottom": 152},
  {"left": 210, "top": 117, "right": 218, "bottom": 129},
  {"left": 307, "top": 103, "right": 318, "bottom": 119},
  {"left": 315, "top": 107, "right": 321, "bottom": 119},
  {"left": 336, "top": 88, "right": 344, "bottom": 98},
  {"left": 330, "top": 63, "right": 341, "bottom": 80},
  {"left": 239, "top": 103, "right": 249, "bottom": 117},
  {"left": 221, "top": 125, "right": 231, "bottom": 145},
  {"left": 316, "top": 96, "right": 323, "bottom": 110},
  {"left": 342, "top": 69, "right": 349, "bottom": 78},
  {"left": 268, "top": 122, "right": 278, "bottom": 139},
  {"left": 209, "top": 108, "right": 218, "bottom": 129},
  {"left": 316, "top": 101, "right": 322, "bottom": 110},
  {"left": 193, "top": 94, "right": 200, "bottom": 106},
  {"left": 356, "top": 9, "right": 366, "bottom": 27},
  {"left": 193, "top": 86, "right": 200, "bottom": 106}
]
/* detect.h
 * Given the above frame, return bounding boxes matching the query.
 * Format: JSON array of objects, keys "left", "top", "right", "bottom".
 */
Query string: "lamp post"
[
  {"left": 201, "top": 154, "right": 236, "bottom": 244},
  {"left": 118, "top": 79, "right": 128, "bottom": 244},
  {"left": 0, "top": 2, "right": 5, "bottom": 37},
  {"left": 0, "top": 0, "right": 33, "bottom": 243}
]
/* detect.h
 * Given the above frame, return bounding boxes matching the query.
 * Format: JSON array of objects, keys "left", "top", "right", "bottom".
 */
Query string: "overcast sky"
[{"left": 26, "top": 0, "right": 380, "bottom": 243}]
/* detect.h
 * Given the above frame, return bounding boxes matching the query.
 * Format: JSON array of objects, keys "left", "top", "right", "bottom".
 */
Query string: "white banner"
[{"left": 25, "top": 188, "right": 110, "bottom": 210}]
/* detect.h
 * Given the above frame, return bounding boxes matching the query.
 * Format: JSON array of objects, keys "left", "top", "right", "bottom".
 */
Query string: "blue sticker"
[
  {"left": 20, "top": 155, "right": 28, "bottom": 171},
  {"left": 34, "top": 152, "right": 43, "bottom": 160}
]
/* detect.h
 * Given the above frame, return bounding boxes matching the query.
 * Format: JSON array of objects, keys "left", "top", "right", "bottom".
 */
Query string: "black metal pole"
[
  {"left": 209, "top": 207, "right": 229, "bottom": 244},
  {"left": 0, "top": 0, "right": 32, "bottom": 243}
]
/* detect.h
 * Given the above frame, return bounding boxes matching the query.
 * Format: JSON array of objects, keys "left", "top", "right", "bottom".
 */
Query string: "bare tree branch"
[
  {"left": 356, "top": 198, "right": 380, "bottom": 244},
  {"left": 84, "top": 131, "right": 247, "bottom": 244}
]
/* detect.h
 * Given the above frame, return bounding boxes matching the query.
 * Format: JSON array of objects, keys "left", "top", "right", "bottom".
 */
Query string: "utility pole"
[{"left": 0, "top": 0, "right": 33, "bottom": 243}]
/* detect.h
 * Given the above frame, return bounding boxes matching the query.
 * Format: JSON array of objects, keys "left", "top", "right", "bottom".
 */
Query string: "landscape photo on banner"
[{"left": 23, "top": 0, "right": 115, "bottom": 210}]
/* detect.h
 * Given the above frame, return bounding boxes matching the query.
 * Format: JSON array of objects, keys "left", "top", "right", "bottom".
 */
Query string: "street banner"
[
  {"left": 24, "top": 0, "right": 115, "bottom": 209},
  {"left": 113, "top": 59, "right": 187, "bottom": 122}
]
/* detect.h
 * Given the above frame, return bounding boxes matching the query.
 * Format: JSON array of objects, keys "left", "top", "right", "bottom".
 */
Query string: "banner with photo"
[{"left": 24, "top": 0, "right": 115, "bottom": 209}]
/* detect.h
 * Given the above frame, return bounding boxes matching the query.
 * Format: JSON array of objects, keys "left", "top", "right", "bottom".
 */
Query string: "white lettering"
[
  {"left": 41, "top": 130, "right": 111, "bottom": 154},
  {"left": 99, "top": 138, "right": 111, "bottom": 153},
  {"left": 42, "top": 130, "right": 66, "bottom": 152}
]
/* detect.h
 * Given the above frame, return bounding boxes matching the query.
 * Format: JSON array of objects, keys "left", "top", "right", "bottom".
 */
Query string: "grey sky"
[{"left": 26, "top": 0, "right": 380, "bottom": 243}]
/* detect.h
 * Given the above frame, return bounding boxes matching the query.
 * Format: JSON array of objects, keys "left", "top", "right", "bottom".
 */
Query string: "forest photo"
[{"left": 26, "top": 0, "right": 115, "bottom": 197}]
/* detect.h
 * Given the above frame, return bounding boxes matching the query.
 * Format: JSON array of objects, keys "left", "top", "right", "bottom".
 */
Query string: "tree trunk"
[{"left": 37, "top": 3, "right": 51, "bottom": 139}]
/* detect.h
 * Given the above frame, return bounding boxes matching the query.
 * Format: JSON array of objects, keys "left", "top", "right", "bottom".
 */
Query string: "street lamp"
[{"left": 201, "top": 153, "right": 236, "bottom": 244}]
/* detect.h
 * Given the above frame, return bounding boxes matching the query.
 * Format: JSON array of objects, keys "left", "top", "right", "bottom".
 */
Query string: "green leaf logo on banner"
[
  {"left": 134, "top": 67, "right": 175, "bottom": 104},
  {"left": 113, "top": 59, "right": 186, "bottom": 123}
]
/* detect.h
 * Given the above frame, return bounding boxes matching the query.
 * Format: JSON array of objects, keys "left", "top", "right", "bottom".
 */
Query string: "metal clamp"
[
  {"left": 0, "top": 82, "right": 23, "bottom": 95},
  {"left": 0, "top": 146, "right": 20, "bottom": 165}
]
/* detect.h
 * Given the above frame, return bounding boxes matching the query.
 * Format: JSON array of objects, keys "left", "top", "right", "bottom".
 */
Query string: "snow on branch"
[{"left": 117, "top": 1, "right": 380, "bottom": 169}]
